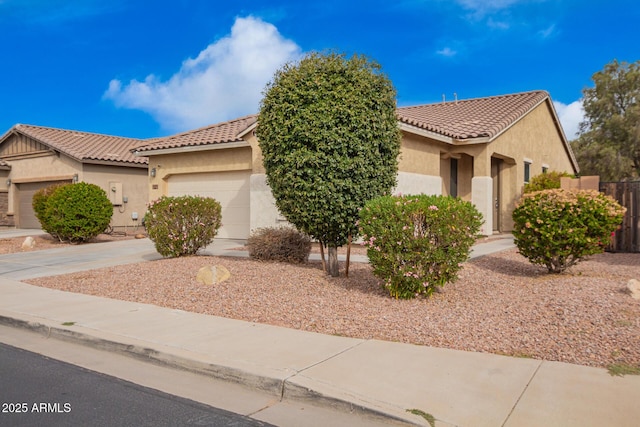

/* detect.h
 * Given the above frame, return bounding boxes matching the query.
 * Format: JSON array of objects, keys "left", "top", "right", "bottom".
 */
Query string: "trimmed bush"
[
  {"left": 42, "top": 182, "right": 113, "bottom": 243},
  {"left": 32, "top": 182, "right": 70, "bottom": 239},
  {"left": 512, "top": 189, "right": 626, "bottom": 273},
  {"left": 247, "top": 226, "right": 312, "bottom": 263},
  {"left": 359, "top": 194, "right": 483, "bottom": 299},
  {"left": 524, "top": 171, "right": 573, "bottom": 193},
  {"left": 144, "top": 195, "right": 222, "bottom": 258}
]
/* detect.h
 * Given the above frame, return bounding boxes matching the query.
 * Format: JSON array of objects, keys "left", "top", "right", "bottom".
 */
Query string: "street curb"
[{"left": 0, "top": 314, "right": 423, "bottom": 426}]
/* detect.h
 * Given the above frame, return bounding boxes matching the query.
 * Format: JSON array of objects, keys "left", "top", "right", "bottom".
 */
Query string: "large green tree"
[
  {"left": 572, "top": 59, "right": 640, "bottom": 181},
  {"left": 257, "top": 52, "right": 401, "bottom": 277}
]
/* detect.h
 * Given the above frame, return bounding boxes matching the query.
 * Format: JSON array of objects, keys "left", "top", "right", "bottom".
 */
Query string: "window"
[
  {"left": 542, "top": 164, "right": 549, "bottom": 174},
  {"left": 524, "top": 161, "right": 531, "bottom": 183}
]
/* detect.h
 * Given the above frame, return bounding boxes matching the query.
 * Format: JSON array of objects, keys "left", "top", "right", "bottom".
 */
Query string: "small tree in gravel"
[
  {"left": 512, "top": 189, "right": 625, "bottom": 273},
  {"left": 144, "top": 195, "right": 222, "bottom": 258},
  {"left": 257, "top": 52, "right": 401, "bottom": 277}
]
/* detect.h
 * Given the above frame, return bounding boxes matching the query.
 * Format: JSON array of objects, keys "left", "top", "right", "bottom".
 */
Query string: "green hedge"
[
  {"left": 38, "top": 182, "right": 113, "bottom": 243},
  {"left": 512, "top": 189, "right": 625, "bottom": 273},
  {"left": 359, "top": 194, "right": 482, "bottom": 298},
  {"left": 144, "top": 195, "right": 222, "bottom": 257},
  {"left": 32, "top": 183, "right": 69, "bottom": 240},
  {"left": 524, "top": 171, "right": 573, "bottom": 193}
]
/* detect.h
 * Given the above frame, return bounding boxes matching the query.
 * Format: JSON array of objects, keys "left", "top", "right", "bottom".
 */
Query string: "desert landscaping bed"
[{"left": 7, "top": 232, "right": 638, "bottom": 370}]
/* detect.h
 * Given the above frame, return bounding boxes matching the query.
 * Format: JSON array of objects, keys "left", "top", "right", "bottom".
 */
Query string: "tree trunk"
[
  {"left": 319, "top": 240, "right": 327, "bottom": 273},
  {"left": 345, "top": 234, "right": 351, "bottom": 278},
  {"left": 327, "top": 245, "right": 339, "bottom": 277}
]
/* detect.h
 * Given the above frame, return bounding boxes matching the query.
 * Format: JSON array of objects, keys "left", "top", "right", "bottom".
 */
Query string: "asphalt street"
[{"left": 0, "top": 343, "right": 275, "bottom": 427}]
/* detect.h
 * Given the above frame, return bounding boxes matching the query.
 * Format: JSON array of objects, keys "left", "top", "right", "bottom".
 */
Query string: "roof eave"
[
  {"left": 452, "top": 137, "right": 491, "bottom": 145},
  {"left": 398, "top": 122, "right": 454, "bottom": 144},
  {"left": 237, "top": 122, "right": 257, "bottom": 139},
  {"left": 133, "top": 140, "right": 250, "bottom": 157},
  {"left": 82, "top": 159, "right": 148, "bottom": 168},
  {"left": 546, "top": 99, "right": 580, "bottom": 174}
]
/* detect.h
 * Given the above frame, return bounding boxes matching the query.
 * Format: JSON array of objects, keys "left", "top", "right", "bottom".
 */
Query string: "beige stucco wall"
[
  {"left": 143, "top": 101, "right": 577, "bottom": 237},
  {"left": 146, "top": 146, "right": 253, "bottom": 202},
  {"left": 2, "top": 150, "right": 149, "bottom": 230},
  {"left": 5, "top": 153, "right": 80, "bottom": 215},
  {"left": 246, "top": 132, "right": 265, "bottom": 174},
  {"left": 398, "top": 133, "right": 442, "bottom": 175},
  {"left": 82, "top": 164, "right": 148, "bottom": 230},
  {"left": 487, "top": 101, "right": 577, "bottom": 230},
  {"left": 250, "top": 174, "right": 286, "bottom": 230},
  {"left": 7, "top": 153, "right": 79, "bottom": 183},
  {"left": 392, "top": 101, "right": 577, "bottom": 234},
  {"left": 490, "top": 102, "right": 576, "bottom": 181}
]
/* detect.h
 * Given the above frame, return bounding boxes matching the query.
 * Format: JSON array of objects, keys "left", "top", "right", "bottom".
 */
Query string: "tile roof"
[
  {"left": 397, "top": 90, "right": 550, "bottom": 140},
  {"left": 132, "top": 92, "right": 553, "bottom": 156},
  {"left": 132, "top": 114, "right": 258, "bottom": 154},
  {"left": 3, "top": 124, "right": 149, "bottom": 166}
]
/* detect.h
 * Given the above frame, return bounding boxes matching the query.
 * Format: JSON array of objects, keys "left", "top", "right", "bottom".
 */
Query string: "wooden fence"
[{"left": 600, "top": 181, "right": 640, "bottom": 253}]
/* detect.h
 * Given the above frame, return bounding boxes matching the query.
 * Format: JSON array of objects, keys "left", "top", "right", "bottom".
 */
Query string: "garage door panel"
[
  {"left": 17, "top": 180, "right": 71, "bottom": 229},
  {"left": 167, "top": 171, "right": 250, "bottom": 239}
]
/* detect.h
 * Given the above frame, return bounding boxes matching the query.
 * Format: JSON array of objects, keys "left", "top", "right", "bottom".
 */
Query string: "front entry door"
[{"left": 491, "top": 158, "right": 502, "bottom": 232}]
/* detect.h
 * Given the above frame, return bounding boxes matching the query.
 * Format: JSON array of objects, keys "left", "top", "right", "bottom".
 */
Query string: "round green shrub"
[
  {"left": 359, "top": 194, "right": 483, "bottom": 299},
  {"left": 247, "top": 226, "right": 312, "bottom": 263},
  {"left": 42, "top": 182, "right": 113, "bottom": 243},
  {"left": 32, "top": 183, "right": 70, "bottom": 238},
  {"left": 512, "top": 189, "right": 626, "bottom": 273},
  {"left": 144, "top": 195, "right": 222, "bottom": 258},
  {"left": 524, "top": 171, "right": 573, "bottom": 193}
]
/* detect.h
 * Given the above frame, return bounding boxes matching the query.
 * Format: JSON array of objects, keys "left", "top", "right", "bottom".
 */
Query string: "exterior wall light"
[
  {"left": 72, "top": 174, "right": 79, "bottom": 183},
  {"left": 5, "top": 178, "right": 10, "bottom": 186},
  {"left": 150, "top": 168, "right": 156, "bottom": 178}
]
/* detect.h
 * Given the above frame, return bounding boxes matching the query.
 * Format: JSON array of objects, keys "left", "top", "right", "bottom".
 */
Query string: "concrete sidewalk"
[{"left": 1, "top": 230, "right": 639, "bottom": 426}]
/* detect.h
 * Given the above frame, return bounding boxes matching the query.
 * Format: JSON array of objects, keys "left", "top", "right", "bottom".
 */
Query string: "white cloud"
[
  {"left": 104, "top": 16, "right": 302, "bottom": 132},
  {"left": 436, "top": 47, "right": 457, "bottom": 57},
  {"left": 537, "top": 23, "right": 556, "bottom": 39},
  {"left": 553, "top": 100, "right": 583, "bottom": 140}
]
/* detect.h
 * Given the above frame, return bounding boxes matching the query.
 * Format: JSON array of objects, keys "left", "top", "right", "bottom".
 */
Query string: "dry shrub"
[{"left": 247, "top": 227, "right": 311, "bottom": 263}]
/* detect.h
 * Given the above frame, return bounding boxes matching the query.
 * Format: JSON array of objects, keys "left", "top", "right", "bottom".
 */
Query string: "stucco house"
[
  {"left": 0, "top": 124, "right": 149, "bottom": 231},
  {"left": 132, "top": 90, "right": 579, "bottom": 238}
]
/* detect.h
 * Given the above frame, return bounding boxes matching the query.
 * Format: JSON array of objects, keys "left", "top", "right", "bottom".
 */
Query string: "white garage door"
[{"left": 167, "top": 170, "right": 250, "bottom": 239}]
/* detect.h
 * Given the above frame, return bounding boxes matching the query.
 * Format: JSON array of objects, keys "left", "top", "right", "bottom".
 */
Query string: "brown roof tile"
[
  {"left": 11, "top": 124, "right": 148, "bottom": 166},
  {"left": 130, "top": 92, "right": 552, "bottom": 155},
  {"left": 132, "top": 114, "right": 258, "bottom": 154},
  {"left": 397, "top": 90, "right": 550, "bottom": 140}
]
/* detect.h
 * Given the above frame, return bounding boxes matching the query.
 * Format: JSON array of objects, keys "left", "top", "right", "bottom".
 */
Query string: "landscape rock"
[
  {"left": 196, "top": 265, "right": 231, "bottom": 285},
  {"left": 21, "top": 236, "right": 36, "bottom": 250},
  {"left": 135, "top": 233, "right": 146, "bottom": 239},
  {"left": 625, "top": 279, "right": 640, "bottom": 300}
]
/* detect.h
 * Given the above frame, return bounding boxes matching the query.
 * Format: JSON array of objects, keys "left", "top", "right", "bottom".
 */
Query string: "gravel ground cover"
[{"left": 8, "top": 233, "right": 638, "bottom": 370}]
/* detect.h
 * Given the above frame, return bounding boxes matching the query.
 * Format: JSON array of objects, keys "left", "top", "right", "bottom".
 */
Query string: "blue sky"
[{"left": 0, "top": 0, "right": 637, "bottom": 140}]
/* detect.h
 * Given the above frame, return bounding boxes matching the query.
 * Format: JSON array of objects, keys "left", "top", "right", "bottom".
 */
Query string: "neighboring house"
[
  {"left": 0, "top": 124, "right": 149, "bottom": 231},
  {"left": 132, "top": 90, "right": 579, "bottom": 238}
]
